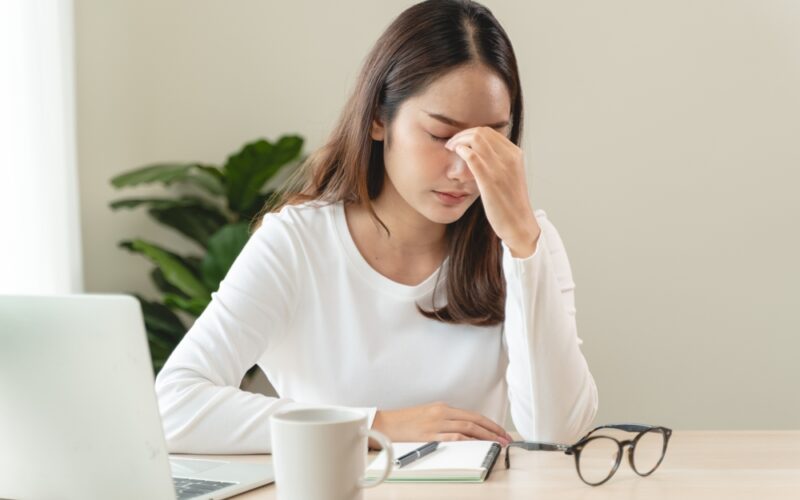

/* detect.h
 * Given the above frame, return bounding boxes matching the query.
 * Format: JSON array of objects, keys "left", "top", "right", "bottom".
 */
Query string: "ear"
[{"left": 370, "top": 117, "right": 386, "bottom": 141}]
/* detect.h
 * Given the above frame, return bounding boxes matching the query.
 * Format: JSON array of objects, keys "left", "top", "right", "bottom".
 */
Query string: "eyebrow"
[{"left": 424, "top": 111, "right": 510, "bottom": 130}]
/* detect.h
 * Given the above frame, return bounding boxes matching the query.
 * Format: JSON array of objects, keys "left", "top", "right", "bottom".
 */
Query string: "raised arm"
[{"left": 502, "top": 209, "right": 599, "bottom": 443}]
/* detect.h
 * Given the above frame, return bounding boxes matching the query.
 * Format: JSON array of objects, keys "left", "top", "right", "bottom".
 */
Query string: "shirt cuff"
[{"left": 501, "top": 233, "right": 543, "bottom": 277}]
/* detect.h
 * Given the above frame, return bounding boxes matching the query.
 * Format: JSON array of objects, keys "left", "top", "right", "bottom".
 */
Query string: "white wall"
[{"left": 75, "top": 0, "right": 800, "bottom": 429}]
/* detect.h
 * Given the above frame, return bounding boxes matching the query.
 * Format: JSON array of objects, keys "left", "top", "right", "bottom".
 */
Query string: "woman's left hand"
[{"left": 445, "top": 127, "right": 541, "bottom": 258}]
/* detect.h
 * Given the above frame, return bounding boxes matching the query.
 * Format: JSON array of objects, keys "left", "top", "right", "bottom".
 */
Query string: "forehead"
[{"left": 407, "top": 64, "right": 511, "bottom": 127}]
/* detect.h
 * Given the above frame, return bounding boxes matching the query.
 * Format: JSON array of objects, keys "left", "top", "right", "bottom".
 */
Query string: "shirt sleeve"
[
  {"left": 153, "top": 210, "right": 375, "bottom": 454},
  {"left": 501, "top": 209, "right": 599, "bottom": 443}
]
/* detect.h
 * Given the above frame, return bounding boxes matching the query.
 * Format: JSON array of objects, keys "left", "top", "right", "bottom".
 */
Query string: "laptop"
[{"left": 0, "top": 294, "right": 274, "bottom": 500}]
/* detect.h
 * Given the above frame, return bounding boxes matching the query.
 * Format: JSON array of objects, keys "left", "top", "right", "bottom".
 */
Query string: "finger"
[
  {"left": 444, "top": 407, "right": 512, "bottom": 441},
  {"left": 445, "top": 126, "right": 487, "bottom": 148},
  {"left": 446, "top": 128, "right": 505, "bottom": 159},
  {"left": 442, "top": 419, "right": 508, "bottom": 443},
  {"left": 452, "top": 143, "right": 491, "bottom": 183},
  {"left": 449, "top": 139, "right": 504, "bottom": 184},
  {"left": 435, "top": 432, "right": 474, "bottom": 442}
]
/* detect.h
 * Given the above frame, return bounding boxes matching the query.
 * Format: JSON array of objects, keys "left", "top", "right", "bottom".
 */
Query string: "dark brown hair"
[{"left": 261, "top": 0, "right": 523, "bottom": 327}]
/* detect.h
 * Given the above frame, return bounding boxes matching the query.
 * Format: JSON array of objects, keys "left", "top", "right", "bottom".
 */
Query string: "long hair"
[{"left": 259, "top": 0, "right": 524, "bottom": 327}]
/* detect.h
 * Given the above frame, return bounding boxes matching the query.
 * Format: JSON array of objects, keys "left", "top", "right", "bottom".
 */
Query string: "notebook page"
[{"left": 368, "top": 441, "right": 496, "bottom": 473}]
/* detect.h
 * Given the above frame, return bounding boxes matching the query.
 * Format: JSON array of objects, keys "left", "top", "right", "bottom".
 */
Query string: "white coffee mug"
[{"left": 270, "top": 408, "right": 394, "bottom": 500}]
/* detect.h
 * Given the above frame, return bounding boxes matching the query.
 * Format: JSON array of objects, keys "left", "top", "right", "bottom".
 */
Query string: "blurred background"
[{"left": 3, "top": 0, "right": 798, "bottom": 430}]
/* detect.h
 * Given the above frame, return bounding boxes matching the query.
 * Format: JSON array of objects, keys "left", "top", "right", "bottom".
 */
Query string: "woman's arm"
[
  {"left": 502, "top": 209, "right": 599, "bottom": 443},
  {"left": 154, "top": 211, "right": 311, "bottom": 454}
]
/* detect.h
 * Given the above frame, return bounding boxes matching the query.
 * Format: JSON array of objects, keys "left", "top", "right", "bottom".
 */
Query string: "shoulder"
[
  {"left": 265, "top": 199, "right": 335, "bottom": 222},
  {"left": 250, "top": 200, "right": 339, "bottom": 253},
  {"left": 256, "top": 200, "right": 337, "bottom": 234}
]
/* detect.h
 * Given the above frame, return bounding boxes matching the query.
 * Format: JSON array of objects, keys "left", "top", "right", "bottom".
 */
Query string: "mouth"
[{"left": 433, "top": 190, "right": 469, "bottom": 205}]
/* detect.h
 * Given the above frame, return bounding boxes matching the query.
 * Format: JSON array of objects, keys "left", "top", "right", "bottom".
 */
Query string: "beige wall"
[{"left": 75, "top": 0, "right": 800, "bottom": 429}]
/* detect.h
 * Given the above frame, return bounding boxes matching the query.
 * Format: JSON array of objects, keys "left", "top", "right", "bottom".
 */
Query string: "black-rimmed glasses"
[{"left": 504, "top": 423, "right": 672, "bottom": 486}]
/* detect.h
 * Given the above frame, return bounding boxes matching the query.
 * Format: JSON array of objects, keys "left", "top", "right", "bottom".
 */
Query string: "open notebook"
[{"left": 366, "top": 441, "right": 502, "bottom": 483}]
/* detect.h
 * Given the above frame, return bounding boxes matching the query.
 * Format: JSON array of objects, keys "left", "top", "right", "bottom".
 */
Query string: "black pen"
[{"left": 394, "top": 441, "right": 440, "bottom": 468}]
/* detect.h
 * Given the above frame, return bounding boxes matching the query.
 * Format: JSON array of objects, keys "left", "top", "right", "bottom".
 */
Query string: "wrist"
[{"left": 505, "top": 224, "right": 541, "bottom": 259}]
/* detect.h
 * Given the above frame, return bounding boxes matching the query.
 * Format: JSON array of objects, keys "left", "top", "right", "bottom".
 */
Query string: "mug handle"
[{"left": 358, "top": 429, "right": 394, "bottom": 488}]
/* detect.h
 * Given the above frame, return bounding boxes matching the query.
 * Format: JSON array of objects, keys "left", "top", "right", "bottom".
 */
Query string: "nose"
[{"left": 446, "top": 154, "right": 474, "bottom": 182}]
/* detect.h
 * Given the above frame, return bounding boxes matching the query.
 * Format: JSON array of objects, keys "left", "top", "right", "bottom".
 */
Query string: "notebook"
[{"left": 366, "top": 441, "right": 502, "bottom": 483}]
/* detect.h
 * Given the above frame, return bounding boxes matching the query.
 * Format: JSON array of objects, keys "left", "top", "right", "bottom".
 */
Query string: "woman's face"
[{"left": 371, "top": 63, "right": 512, "bottom": 225}]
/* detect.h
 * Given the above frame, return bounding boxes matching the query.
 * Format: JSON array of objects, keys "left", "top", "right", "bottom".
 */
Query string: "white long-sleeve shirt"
[{"left": 154, "top": 200, "right": 598, "bottom": 454}]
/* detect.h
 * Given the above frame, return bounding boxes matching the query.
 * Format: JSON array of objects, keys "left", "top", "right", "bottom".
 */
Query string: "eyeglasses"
[{"left": 504, "top": 423, "right": 672, "bottom": 486}]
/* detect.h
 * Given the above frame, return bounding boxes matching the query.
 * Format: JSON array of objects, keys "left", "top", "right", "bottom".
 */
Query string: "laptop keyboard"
[{"left": 173, "top": 476, "right": 236, "bottom": 499}]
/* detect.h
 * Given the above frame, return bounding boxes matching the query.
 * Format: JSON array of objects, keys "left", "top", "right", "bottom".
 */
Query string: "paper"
[{"left": 366, "top": 440, "right": 501, "bottom": 482}]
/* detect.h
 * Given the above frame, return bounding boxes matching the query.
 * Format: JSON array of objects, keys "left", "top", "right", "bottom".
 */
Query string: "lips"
[{"left": 433, "top": 190, "right": 470, "bottom": 205}]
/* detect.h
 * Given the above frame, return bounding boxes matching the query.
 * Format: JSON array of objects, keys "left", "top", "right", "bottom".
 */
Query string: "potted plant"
[{"left": 109, "top": 135, "right": 304, "bottom": 374}]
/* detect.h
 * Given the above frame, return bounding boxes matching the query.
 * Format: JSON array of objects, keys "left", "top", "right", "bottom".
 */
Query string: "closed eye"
[{"left": 428, "top": 133, "right": 451, "bottom": 142}]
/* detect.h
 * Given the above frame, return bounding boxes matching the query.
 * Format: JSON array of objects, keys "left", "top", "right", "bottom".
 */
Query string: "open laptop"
[{"left": 0, "top": 294, "right": 274, "bottom": 500}]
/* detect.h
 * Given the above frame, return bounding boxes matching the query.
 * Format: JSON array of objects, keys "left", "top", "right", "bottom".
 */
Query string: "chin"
[
  {"left": 420, "top": 200, "right": 473, "bottom": 224},
  {"left": 425, "top": 212, "right": 461, "bottom": 224}
]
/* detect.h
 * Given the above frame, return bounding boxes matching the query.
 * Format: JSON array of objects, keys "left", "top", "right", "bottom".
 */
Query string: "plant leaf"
[
  {"left": 238, "top": 191, "right": 275, "bottom": 222},
  {"left": 109, "top": 195, "right": 231, "bottom": 246},
  {"left": 223, "top": 136, "right": 303, "bottom": 213},
  {"left": 163, "top": 293, "right": 209, "bottom": 316},
  {"left": 130, "top": 294, "right": 186, "bottom": 374},
  {"left": 147, "top": 199, "right": 230, "bottom": 248},
  {"left": 184, "top": 169, "right": 225, "bottom": 196},
  {"left": 147, "top": 331, "right": 174, "bottom": 357},
  {"left": 120, "top": 236, "right": 204, "bottom": 270},
  {"left": 152, "top": 358, "right": 167, "bottom": 375},
  {"left": 111, "top": 163, "right": 224, "bottom": 196},
  {"left": 111, "top": 163, "right": 192, "bottom": 187},
  {"left": 196, "top": 165, "right": 225, "bottom": 184},
  {"left": 150, "top": 268, "right": 187, "bottom": 298},
  {"left": 121, "top": 241, "right": 205, "bottom": 286},
  {"left": 133, "top": 294, "right": 186, "bottom": 343},
  {"left": 200, "top": 223, "right": 251, "bottom": 292},
  {"left": 183, "top": 256, "right": 205, "bottom": 279},
  {"left": 109, "top": 197, "right": 182, "bottom": 210},
  {"left": 119, "top": 239, "right": 210, "bottom": 300}
]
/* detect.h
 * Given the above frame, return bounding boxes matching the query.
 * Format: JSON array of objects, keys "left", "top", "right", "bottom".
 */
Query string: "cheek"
[
  {"left": 386, "top": 156, "right": 437, "bottom": 191},
  {"left": 389, "top": 132, "right": 447, "bottom": 179}
]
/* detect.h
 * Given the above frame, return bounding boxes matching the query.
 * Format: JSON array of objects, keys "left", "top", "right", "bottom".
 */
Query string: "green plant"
[{"left": 110, "top": 135, "right": 304, "bottom": 373}]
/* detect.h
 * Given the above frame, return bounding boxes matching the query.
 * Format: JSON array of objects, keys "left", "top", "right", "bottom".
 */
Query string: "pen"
[{"left": 394, "top": 441, "right": 440, "bottom": 468}]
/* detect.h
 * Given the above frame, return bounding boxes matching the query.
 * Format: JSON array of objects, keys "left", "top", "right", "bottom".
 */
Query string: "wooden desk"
[{"left": 177, "top": 431, "right": 800, "bottom": 499}]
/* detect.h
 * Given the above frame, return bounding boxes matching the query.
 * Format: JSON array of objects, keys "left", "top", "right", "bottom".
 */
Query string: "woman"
[{"left": 155, "top": 0, "right": 598, "bottom": 454}]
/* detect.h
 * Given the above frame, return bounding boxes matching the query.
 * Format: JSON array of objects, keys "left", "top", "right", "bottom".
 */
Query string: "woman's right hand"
[{"left": 370, "top": 402, "right": 513, "bottom": 448}]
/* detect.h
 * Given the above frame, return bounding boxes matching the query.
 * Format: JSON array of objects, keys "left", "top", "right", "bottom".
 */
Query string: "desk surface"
[{"left": 177, "top": 431, "right": 800, "bottom": 499}]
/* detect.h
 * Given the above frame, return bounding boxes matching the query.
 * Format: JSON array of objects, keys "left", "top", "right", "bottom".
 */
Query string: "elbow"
[
  {"left": 153, "top": 365, "right": 210, "bottom": 453},
  {"left": 556, "top": 375, "right": 599, "bottom": 443},
  {"left": 512, "top": 376, "right": 599, "bottom": 444},
  {"left": 572, "top": 378, "right": 599, "bottom": 441},
  {"left": 153, "top": 367, "right": 185, "bottom": 452}
]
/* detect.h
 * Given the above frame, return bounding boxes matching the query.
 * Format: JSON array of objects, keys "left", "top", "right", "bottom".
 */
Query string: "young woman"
[{"left": 155, "top": 0, "right": 598, "bottom": 454}]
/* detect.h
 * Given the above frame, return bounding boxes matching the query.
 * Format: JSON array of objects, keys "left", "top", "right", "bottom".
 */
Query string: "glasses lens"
[
  {"left": 632, "top": 428, "right": 666, "bottom": 475},
  {"left": 577, "top": 436, "right": 620, "bottom": 485}
]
